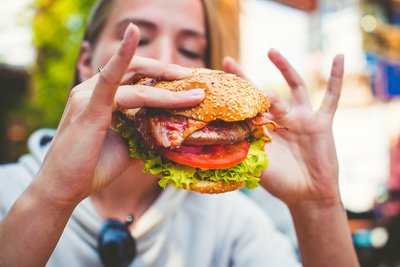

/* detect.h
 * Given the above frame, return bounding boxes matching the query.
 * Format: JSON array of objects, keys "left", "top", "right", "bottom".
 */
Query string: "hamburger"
[{"left": 114, "top": 69, "right": 277, "bottom": 194}]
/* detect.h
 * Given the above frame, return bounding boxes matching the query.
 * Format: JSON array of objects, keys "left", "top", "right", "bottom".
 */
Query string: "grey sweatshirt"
[{"left": 0, "top": 129, "right": 300, "bottom": 267}]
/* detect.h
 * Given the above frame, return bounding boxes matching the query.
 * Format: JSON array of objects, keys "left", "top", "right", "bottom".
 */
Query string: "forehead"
[{"left": 108, "top": 0, "right": 206, "bottom": 33}]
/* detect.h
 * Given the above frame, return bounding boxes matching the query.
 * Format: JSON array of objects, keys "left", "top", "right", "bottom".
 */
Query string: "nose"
[{"left": 156, "top": 36, "right": 175, "bottom": 65}]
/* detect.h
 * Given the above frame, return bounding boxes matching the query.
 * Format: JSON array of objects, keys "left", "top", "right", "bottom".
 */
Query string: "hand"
[
  {"left": 223, "top": 51, "right": 345, "bottom": 208},
  {"left": 37, "top": 24, "right": 204, "bottom": 206},
  {"left": 225, "top": 54, "right": 359, "bottom": 267}
]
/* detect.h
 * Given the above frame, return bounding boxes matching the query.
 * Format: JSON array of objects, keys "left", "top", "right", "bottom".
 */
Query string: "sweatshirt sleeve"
[
  {"left": 0, "top": 169, "right": 9, "bottom": 220},
  {"left": 228, "top": 195, "right": 301, "bottom": 267},
  {"left": 0, "top": 163, "right": 33, "bottom": 220}
]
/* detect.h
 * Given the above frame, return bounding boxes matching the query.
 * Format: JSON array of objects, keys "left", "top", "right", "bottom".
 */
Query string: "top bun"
[{"left": 153, "top": 69, "right": 270, "bottom": 122}]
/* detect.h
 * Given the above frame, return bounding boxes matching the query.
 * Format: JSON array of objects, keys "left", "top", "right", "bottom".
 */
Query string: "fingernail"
[
  {"left": 123, "top": 23, "right": 135, "bottom": 41},
  {"left": 183, "top": 89, "right": 205, "bottom": 97}
]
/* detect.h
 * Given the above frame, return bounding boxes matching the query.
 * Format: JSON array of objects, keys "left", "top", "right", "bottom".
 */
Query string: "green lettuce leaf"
[{"left": 114, "top": 119, "right": 268, "bottom": 190}]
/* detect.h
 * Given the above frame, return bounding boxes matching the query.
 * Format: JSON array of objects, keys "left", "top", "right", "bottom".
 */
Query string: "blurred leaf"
[{"left": 21, "top": 0, "right": 97, "bottom": 129}]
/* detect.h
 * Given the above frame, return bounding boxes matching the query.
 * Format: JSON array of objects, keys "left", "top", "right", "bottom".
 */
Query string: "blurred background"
[{"left": 1, "top": 0, "right": 400, "bottom": 265}]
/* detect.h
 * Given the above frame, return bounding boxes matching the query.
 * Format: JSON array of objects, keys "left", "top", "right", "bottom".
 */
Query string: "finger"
[
  {"left": 115, "top": 86, "right": 205, "bottom": 110},
  {"left": 265, "top": 91, "right": 290, "bottom": 119},
  {"left": 84, "top": 24, "right": 140, "bottom": 117},
  {"left": 319, "top": 55, "right": 345, "bottom": 116},
  {"left": 120, "top": 57, "right": 193, "bottom": 84},
  {"left": 222, "top": 57, "right": 249, "bottom": 80},
  {"left": 268, "top": 49, "right": 311, "bottom": 107}
]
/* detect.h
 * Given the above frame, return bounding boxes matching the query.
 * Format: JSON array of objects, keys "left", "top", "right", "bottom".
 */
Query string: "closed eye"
[
  {"left": 139, "top": 38, "right": 151, "bottom": 47},
  {"left": 179, "top": 48, "right": 202, "bottom": 60}
]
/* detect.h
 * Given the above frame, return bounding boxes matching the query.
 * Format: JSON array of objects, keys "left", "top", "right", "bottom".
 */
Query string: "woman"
[{"left": 0, "top": 0, "right": 358, "bottom": 266}]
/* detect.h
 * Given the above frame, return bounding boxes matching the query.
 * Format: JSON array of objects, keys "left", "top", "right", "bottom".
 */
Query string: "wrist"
[
  {"left": 288, "top": 195, "right": 358, "bottom": 267},
  {"left": 32, "top": 174, "right": 83, "bottom": 211},
  {"left": 289, "top": 197, "right": 345, "bottom": 223},
  {"left": 289, "top": 195, "right": 343, "bottom": 211}
]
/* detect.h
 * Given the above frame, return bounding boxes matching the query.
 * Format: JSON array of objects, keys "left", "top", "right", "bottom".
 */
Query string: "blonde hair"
[
  {"left": 75, "top": 0, "right": 240, "bottom": 84},
  {"left": 203, "top": 0, "right": 240, "bottom": 69}
]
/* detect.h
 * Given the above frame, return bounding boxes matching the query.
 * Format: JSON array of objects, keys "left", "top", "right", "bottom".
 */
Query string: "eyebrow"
[
  {"left": 116, "top": 17, "right": 206, "bottom": 38},
  {"left": 117, "top": 18, "right": 156, "bottom": 31}
]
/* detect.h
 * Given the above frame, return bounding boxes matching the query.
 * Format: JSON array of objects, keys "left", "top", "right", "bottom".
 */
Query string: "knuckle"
[
  {"left": 69, "top": 87, "right": 81, "bottom": 98},
  {"left": 132, "top": 64, "right": 145, "bottom": 76},
  {"left": 69, "top": 90, "right": 84, "bottom": 107},
  {"left": 98, "top": 72, "right": 118, "bottom": 88},
  {"left": 134, "top": 86, "right": 147, "bottom": 106},
  {"left": 290, "top": 81, "right": 302, "bottom": 90},
  {"left": 161, "top": 89, "right": 176, "bottom": 101},
  {"left": 69, "top": 89, "right": 89, "bottom": 106},
  {"left": 158, "top": 63, "right": 168, "bottom": 78}
]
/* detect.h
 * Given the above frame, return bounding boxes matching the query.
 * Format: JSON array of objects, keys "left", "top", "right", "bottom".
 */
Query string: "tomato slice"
[{"left": 163, "top": 141, "right": 250, "bottom": 170}]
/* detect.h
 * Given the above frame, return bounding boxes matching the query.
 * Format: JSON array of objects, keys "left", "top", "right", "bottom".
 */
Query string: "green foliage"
[{"left": 26, "top": 0, "right": 97, "bottom": 128}]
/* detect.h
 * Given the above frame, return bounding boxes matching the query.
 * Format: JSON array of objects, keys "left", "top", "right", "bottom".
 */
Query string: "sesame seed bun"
[
  {"left": 118, "top": 69, "right": 268, "bottom": 195},
  {"left": 154, "top": 69, "right": 270, "bottom": 122},
  {"left": 186, "top": 180, "right": 244, "bottom": 194}
]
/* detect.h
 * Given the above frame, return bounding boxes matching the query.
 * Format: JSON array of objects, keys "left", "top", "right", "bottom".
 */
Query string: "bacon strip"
[
  {"left": 134, "top": 110, "right": 282, "bottom": 149},
  {"left": 246, "top": 113, "right": 283, "bottom": 143},
  {"left": 135, "top": 110, "right": 206, "bottom": 149},
  {"left": 149, "top": 115, "right": 207, "bottom": 148}
]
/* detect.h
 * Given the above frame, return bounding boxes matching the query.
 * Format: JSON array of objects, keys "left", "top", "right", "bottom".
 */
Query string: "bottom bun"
[{"left": 186, "top": 181, "right": 244, "bottom": 194}]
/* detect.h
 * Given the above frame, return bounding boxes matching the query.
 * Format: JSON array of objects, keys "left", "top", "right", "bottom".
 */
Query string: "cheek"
[
  {"left": 176, "top": 56, "right": 206, "bottom": 68},
  {"left": 135, "top": 45, "right": 159, "bottom": 58}
]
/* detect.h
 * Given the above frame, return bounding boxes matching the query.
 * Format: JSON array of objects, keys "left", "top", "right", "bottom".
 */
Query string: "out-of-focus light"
[
  {"left": 353, "top": 227, "right": 389, "bottom": 248},
  {"left": 370, "top": 227, "right": 389, "bottom": 248},
  {"left": 0, "top": 0, "right": 35, "bottom": 67},
  {"left": 352, "top": 230, "right": 372, "bottom": 248},
  {"left": 376, "top": 186, "right": 389, "bottom": 204},
  {"left": 7, "top": 122, "right": 27, "bottom": 142},
  {"left": 361, "top": 14, "right": 377, "bottom": 33}
]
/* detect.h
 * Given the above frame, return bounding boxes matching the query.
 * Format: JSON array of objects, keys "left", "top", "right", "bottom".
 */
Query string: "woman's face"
[{"left": 79, "top": 0, "right": 207, "bottom": 80}]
